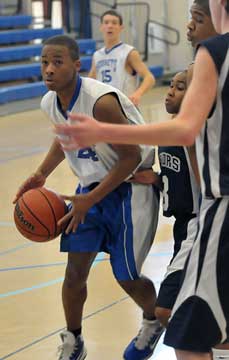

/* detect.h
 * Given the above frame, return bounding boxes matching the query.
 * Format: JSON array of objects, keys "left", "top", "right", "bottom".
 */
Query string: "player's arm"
[
  {"left": 87, "top": 58, "right": 97, "bottom": 79},
  {"left": 54, "top": 47, "right": 217, "bottom": 148},
  {"left": 59, "top": 93, "right": 142, "bottom": 233},
  {"left": 127, "top": 49, "right": 155, "bottom": 105},
  {"left": 90, "top": 93, "right": 142, "bottom": 200},
  {"left": 13, "top": 138, "right": 65, "bottom": 203}
]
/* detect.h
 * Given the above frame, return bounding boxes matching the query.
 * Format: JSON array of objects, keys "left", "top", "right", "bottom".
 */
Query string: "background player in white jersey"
[
  {"left": 13, "top": 35, "right": 161, "bottom": 360},
  {"left": 88, "top": 9, "right": 155, "bottom": 106},
  {"left": 54, "top": 1, "right": 229, "bottom": 359}
]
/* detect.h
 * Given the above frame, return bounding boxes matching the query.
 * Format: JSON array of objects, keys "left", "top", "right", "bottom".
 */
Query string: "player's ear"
[{"left": 75, "top": 59, "right": 81, "bottom": 72}]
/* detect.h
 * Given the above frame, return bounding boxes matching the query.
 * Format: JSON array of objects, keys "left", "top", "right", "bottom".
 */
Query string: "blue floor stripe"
[
  {"left": 0, "top": 253, "right": 105, "bottom": 299},
  {"left": 0, "top": 257, "right": 109, "bottom": 272},
  {"left": 0, "top": 243, "right": 34, "bottom": 256}
]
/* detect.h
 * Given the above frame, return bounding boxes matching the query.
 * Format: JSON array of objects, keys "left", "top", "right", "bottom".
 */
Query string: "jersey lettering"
[
  {"left": 78, "top": 148, "right": 99, "bottom": 161},
  {"left": 159, "top": 152, "right": 180, "bottom": 172},
  {"left": 101, "top": 69, "right": 112, "bottom": 83}
]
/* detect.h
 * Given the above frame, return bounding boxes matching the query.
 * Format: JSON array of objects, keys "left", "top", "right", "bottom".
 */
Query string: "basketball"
[{"left": 14, "top": 187, "right": 67, "bottom": 242}]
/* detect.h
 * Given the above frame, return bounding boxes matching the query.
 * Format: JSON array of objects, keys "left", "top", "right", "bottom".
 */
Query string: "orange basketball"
[{"left": 14, "top": 187, "right": 67, "bottom": 242}]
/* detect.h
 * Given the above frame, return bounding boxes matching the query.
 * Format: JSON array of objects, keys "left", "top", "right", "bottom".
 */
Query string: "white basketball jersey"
[
  {"left": 93, "top": 42, "right": 138, "bottom": 96},
  {"left": 41, "top": 77, "right": 154, "bottom": 187}
]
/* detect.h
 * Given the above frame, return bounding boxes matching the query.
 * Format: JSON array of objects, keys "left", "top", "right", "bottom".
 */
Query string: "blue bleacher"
[
  {"left": 0, "top": 14, "right": 163, "bottom": 104},
  {"left": 149, "top": 65, "right": 164, "bottom": 79},
  {"left": 0, "top": 56, "right": 92, "bottom": 82},
  {"left": 0, "top": 15, "right": 33, "bottom": 28},
  {"left": 0, "top": 27, "right": 64, "bottom": 44},
  {"left": 0, "top": 82, "right": 47, "bottom": 104},
  {"left": 0, "top": 39, "right": 96, "bottom": 63}
]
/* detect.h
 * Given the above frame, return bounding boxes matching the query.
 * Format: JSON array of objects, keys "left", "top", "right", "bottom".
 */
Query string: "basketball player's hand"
[
  {"left": 128, "top": 92, "right": 141, "bottom": 106},
  {"left": 54, "top": 113, "right": 102, "bottom": 150},
  {"left": 58, "top": 193, "right": 93, "bottom": 234},
  {"left": 13, "top": 172, "right": 46, "bottom": 204},
  {"left": 128, "top": 169, "right": 161, "bottom": 185}
]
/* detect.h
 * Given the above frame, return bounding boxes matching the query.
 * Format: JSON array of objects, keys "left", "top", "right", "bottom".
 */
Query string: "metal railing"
[{"left": 90, "top": 0, "right": 180, "bottom": 62}]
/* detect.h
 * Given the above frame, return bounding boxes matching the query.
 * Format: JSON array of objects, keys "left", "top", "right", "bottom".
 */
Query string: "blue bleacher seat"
[
  {"left": 0, "top": 15, "right": 33, "bottom": 28},
  {"left": 149, "top": 65, "right": 164, "bottom": 78},
  {"left": 0, "top": 27, "right": 64, "bottom": 44},
  {"left": 0, "top": 39, "right": 96, "bottom": 63},
  {"left": 0, "top": 63, "right": 41, "bottom": 82},
  {"left": 0, "top": 44, "right": 42, "bottom": 62},
  {"left": 0, "top": 82, "right": 47, "bottom": 104},
  {"left": 0, "top": 56, "right": 92, "bottom": 83}
]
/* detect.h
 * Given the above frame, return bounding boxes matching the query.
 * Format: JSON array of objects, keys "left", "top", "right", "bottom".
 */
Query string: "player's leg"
[
  {"left": 212, "top": 343, "right": 229, "bottom": 359},
  {"left": 175, "top": 350, "right": 211, "bottom": 360},
  {"left": 118, "top": 274, "right": 157, "bottom": 319},
  {"left": 62, "top": 251, "right": 97, "bottom": 331},
  {"left": 58, "top": 251, "right": 97, "bottom": 360},
  {"left": 57, "top": 183, "right": 107, "bottom": 360},
  {"left": 111, "top": 183, "right": 162, "bottom": 360},
  {"left": 156, "top": 215, "right": 198, "bottom": 327},
  {"left": 164, "top": 198, "right": 229, "bottom": 356}
]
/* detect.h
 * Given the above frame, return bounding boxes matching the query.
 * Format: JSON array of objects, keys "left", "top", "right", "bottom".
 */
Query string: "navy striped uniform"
[
  {"left": 164, "top": 34, "right": 229, "bottom": 352},
  {"left": 156, "top": 146, "right": 199, "bottom": 309}
]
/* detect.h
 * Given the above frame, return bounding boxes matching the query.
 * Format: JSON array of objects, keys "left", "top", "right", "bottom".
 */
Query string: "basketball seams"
[
  {"left": 21, "top": 195, "right": 51, "bottom": 239},
  {"left": 37, "top": 188, "right": 59, "bottom": 237}
]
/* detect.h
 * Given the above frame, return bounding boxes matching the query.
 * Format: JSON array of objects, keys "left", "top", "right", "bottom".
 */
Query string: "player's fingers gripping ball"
[{"left": 14, "top": 187, "right": 67, "bottom": 242}]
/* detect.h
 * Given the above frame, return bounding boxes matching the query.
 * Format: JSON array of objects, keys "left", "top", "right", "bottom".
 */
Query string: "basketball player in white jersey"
[
  {"left": 88, "top": 9, "right": 155, "bottom": 106},
  {"left": 13, "top": 35, "right": 162, "bottom": 360},
  {"left": 54, "top": 1, "right": 229, "bottom": 359}
]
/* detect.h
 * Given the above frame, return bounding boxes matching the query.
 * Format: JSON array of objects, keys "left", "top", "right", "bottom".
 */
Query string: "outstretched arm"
[{"left": 54, "top": 47, "right": 217, "bottom": 150}]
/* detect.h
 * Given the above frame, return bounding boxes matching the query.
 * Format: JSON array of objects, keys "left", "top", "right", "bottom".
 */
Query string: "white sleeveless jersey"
[
  {"left": 41, "top": 77, "right": 154, "bottom": 187},
  {"left": 93, "top": 43, "right": 138, "bottom": 96}
]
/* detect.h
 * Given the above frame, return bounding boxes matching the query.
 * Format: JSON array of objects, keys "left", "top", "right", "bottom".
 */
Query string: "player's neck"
[
  {"left": 57, "top": 81, "right": 78, "bottom": 113},
  {"left": 104, "top": 38, "right": 122, "bottom": 50}
]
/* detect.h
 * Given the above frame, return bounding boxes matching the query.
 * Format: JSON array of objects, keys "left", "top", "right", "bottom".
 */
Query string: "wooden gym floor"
[{"left": 0, "top": 86, "right": 177, "bottom": 360}]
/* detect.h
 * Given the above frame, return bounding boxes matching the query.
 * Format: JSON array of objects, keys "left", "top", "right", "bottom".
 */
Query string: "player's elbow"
[{"left": 180, "top": 128, "right": 196, "bottom": 146}]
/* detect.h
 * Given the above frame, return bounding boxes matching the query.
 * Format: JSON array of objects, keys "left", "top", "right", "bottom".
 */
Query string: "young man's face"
[
  {"left": 187, "top": 3, "right": 217, "bottom": 48},
  {"left": 165, "top": 72, "right": 187, "bottom": 114},
  {"left": 100, "top": 14, "right": 123, "bottom": 42},
  {"left": 41, "top": 45, "right": 80, "bottom": 93}
]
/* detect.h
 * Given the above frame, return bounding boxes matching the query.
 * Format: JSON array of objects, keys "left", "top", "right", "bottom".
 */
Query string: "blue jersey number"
[
  {"left": 78, "top": 148, "right": 99, "bottom": 161},
  {"left": 102, "top": 69, "right": 112, "bottom": 83}
]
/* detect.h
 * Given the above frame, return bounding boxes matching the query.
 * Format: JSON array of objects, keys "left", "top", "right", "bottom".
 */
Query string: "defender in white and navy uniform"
[
  {"left": 165, "top": 34, "right": 229, "bottom": 352},
  {"left": 41, "top": 76, "right": 159, "bottom": 281},
  {"left": 156, "top": 145, "right": 200, "bottom": 309},
  {"left": 92, "top": 43, "right": 138, "bottom": 96}
]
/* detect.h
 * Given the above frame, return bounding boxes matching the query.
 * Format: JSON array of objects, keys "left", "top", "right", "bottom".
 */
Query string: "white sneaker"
[
  {"left": 123, "top": 318, "right": 164, "bottom": 360},
  {"left": 57, "top": 330, "right": 87, "bottom": 360}
]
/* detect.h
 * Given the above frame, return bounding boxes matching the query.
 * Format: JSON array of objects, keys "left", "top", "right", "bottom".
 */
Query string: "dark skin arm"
[
  {"left": 59, "top": 93, "right": 142, "bottom": 233},
  {"left": 13, "top": 137, "right": 65, "bottom": 203}
]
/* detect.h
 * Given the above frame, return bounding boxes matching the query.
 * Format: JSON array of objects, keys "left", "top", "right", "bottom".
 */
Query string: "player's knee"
[
  {"left": 64, "top": 263, "right": 88, "bottom": 288},
  {"left": 155, "top": 306, "right": 171, "bottom": 328},
  {"left": 117, "top": 279, "right": 137, "bottom": 295}
]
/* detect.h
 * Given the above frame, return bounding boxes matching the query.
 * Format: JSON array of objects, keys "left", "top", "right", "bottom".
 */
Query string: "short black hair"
[
  {"left": 43, "top": 35, "right": 79, "bottom": 61},
  {"left": 193, "top": 0, "right": 210, "bottom": 16},
  {"left": 100, "top": 10, "right": 123, "bottom": 25}
]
